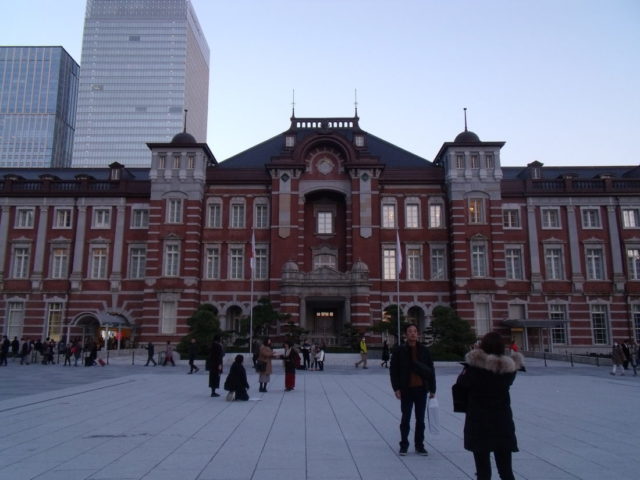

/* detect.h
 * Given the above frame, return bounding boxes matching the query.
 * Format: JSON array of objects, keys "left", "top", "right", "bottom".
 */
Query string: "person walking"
[
  {"left": 1, "top": 336, "right": 10, "bottom": 366},
  {"left": 381, "top": 340, "right": 390, "bottom": 368},
  {"left": 71, "top": 340, "right": 81, "bottom": 367},
  {"left": 187, "top": 338, "right": 200, "bottom": 374},
  {"left": 453, "top": 332, "right": 524, "bottom": 480},
  {"left": 611, "top": 342, "right": 625, "bottom": 376},
  {"left": 144, "top": 342, "right": 157, "bottom": 366},
  {"left": 63, "top": 342, "right": 72, "bottom": 366},
  {"left": 11, "top": 336, "right": 19, "bottom": 361},
  {"left": 355, "top": 336, "right": 368, "bottom": 369},
  {"left": 282, "top": 340, "right": 300, "bottom": 391},
  {"left": 224, "top": 354, "right": 250, "bottom": 401},
  {"left": 163, "top": 341, "right": 175, "bottom": 366},
  {"left": 257, "top": 338, "right": 274, "bottom": 392},
  {"left": 620, "top": 341, "right": 631, "bottom": 370},
  {"left": 389, "top": 323, "right": 436, "bottom": 456},
  {"left": 207, "top": 335, "right": 224, "bottom": 397},
  {"left": 19, "top": 338, "right": 30, "bottom": 365},
  {"left": 629, "top": 339, "right": 638, "bottom": 376}
]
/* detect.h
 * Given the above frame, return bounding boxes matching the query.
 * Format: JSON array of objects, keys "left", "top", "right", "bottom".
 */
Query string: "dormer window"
[
  {"left": 285, "top": 135, "right": 295, "bottom": 148},
  {"left": 354, "top": 134, "right": 365, "bottom": 147}
]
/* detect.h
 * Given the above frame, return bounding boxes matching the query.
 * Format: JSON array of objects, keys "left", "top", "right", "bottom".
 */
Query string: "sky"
[{"left": 2, "top": 0, "right": 639, "bottom": 166}]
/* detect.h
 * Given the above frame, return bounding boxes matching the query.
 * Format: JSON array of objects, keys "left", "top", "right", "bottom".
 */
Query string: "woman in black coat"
[
  {"left": 208, "top": 335, "right": 224, "bottom": 397},
  {"left": 454, "top": 332, "right": 524, "bottom": 480},
  {"left": 224, "top": 355, "right": 250, "bottom": 401}
]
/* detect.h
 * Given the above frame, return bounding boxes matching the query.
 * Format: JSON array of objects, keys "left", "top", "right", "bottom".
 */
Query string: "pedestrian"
[
  {"left": 1, "top": 336, "right": 10, "bottom": 366},
  {"left": 316, "top": 344, "right": 326, "bottom": 371},
  {"left": 257, "top": 338, "right": 274, "bottom": 392},
  {"left": 11, "top": 336, "right": 19, "bottom": 360},
  {"left": 144, "top": 341, "right": 157, "bottom": 366},
  {"left": 71, "top": 340, "right": 81, "bottom": 367},
  {"left": 311, "top": 343, "right": 319, "bottom": 370},
  {"left": 620, "top": 341, "right": 631, "bottom": 370},
  {"left": 63, "top": 342, "right": 72, "bottom": 366},
  {"left": 207, "top": 335, "right": 224, "bottom": 397},
  {"left": 224, "top": 354, "right": 250, "bottom": 401},
  {"left": 187, "top": 338, "right": 200, "bottom": 374},
  {"left": 19, "top": 338, "right": 30, "bottom": 365},
  {"left": 163, "top": 341, "right": 175, "bottom": 366},
  {"left": 355, "top": 336, "right": 368, "bottom": 368},
  {"left": 389, "top": 323, "right": 436, "bottom": 456},
  {"left": 282, "top": 340, "right": 300, "bottom": 391},
  {"left": 509, "top": 339, "right": 519, "bottom": 354},
  {"left": 611, "top": 342, "right": 625, "bottom": 376},
  {"left": 453, "top": 331, "right": 524, "bottom": 480},
  {"left": 630, "top": 339, "right": 638, "bottom": 376},
  {"left": 381, "top": 340, "right": 390, "bottom": 368},
  {"left": 301, "top": 338, "right": 311, "bottom": 370},
  {"left": 33, "top": 339, "right": 42, "bottom": 364}
]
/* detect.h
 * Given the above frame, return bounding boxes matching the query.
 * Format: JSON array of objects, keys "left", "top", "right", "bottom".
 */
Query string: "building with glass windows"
[
  {"left": 1, "top": 114, "right": 640, "bottom": 355},
  {"left": 71, "top": 0, "right": 209, "bottom": 168},
  {"left": 0, "top": 46, "right": 79, "bottom": 168}
]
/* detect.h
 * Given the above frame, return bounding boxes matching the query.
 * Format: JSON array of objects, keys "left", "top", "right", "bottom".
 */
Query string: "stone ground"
[{"left": 0, "top": 352, "right": 638, "bottom": 480}]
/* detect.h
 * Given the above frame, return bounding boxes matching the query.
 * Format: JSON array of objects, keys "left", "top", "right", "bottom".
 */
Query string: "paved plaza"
[{"left": 0, "top": 353, "right": 638, "bottom": 480}]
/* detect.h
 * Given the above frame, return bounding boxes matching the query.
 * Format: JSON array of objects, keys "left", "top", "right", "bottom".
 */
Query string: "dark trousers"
[
  {"left": 399, "top": 386, "right": 427, "bottom": 448},
  {"left": 189, "top": 358, "right": 198, "bottom": 373},
  {"left": 145, "top": 354, "right": 156, "bottom": 366},
  {"left": 473, "top": 450, "right": 515, "bottom": 480}
]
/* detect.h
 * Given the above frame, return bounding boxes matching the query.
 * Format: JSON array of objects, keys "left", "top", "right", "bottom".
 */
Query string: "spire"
[
  {"left": 291, "top": 89, "right": 296, "bottom": 118},
  {"left": 463, "top": 107, "right": 468, "bottom": 132},
  {"left": 354, "top": 88, "right": 359, "bottom": 117},
  {"left": 183, "top": 109, "right": 188, "bottom": 133}
]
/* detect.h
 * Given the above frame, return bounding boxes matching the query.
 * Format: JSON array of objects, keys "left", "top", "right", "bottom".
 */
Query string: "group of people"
[
  {"left": 611, "top": 340, "right": 639, "bottom": 376},
  {"left": 0, "top": 336, "right": 96, "bottom": 367},
  {"left": 299, "top": 340, "right": 326, "bottom": 371},
  {"left": 390, "top": 323, "right": 523, "bottom": 480}
]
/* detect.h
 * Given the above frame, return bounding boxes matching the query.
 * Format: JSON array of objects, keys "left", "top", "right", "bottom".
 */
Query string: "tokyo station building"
[{"left": 1, "top": 114, "right": 640, "bottom": 354}]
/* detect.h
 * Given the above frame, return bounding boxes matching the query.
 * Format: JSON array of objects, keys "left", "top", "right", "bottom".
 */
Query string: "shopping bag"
[
  {"left": 427, "top": 396, "right": 441, "bottom": 434},
  {"left": 226, "top": 391, "right": 235, "bottom": 402}
]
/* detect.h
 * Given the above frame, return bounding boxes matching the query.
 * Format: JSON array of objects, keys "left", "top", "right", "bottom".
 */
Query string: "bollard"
[
  {"left": 132, "top": 349, "right": 135, "bottom": 365},
  {"left": 106, "top": 349, "right": 110, "bottom": 365}
]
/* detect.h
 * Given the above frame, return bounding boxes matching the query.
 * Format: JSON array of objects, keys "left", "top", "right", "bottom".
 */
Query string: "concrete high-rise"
[
  {"left": 0, "top": 46, "right": 79, "bottom": 168},
  {"left": 72, "top": 0, "right": 209, "bottom": 168}
]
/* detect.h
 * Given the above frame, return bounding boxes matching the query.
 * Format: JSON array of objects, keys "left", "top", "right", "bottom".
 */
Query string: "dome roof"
[
  {"left": 351, "top": 260, "right": 369, "bottom": 273},
  {"left": 454, "top": 130, "right": 481, "bottom": 144},
  {"left": 170, "top": 132, "right": 197, "bottom": 144},
  {"left": 282, "top": 260, "right": 299, "bottom": 272}
]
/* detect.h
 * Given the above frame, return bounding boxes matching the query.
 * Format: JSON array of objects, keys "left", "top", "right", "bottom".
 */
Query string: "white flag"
[
  {"left": 250, "top": 230, "right": 256, "bottom": 272},
  {"left": 396, "top": 230, "right": 402, "bottom": 276}
]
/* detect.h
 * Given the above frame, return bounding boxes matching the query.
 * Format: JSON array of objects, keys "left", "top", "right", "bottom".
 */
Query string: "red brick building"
[{"left": 1, "top": 115, "right": 639, "bottom": 353}]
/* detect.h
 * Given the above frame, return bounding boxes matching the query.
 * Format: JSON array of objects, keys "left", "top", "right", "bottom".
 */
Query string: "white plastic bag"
[{"left": 427, "top": 396, "right": 441, "bottom": 434}]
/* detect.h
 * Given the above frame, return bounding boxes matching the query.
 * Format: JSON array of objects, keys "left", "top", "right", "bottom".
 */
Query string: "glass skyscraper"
[
  {"left": 0, "top": 46, "right": 79, "bottom": 168},
  {"left": 72, "top": 0, "right": 210, "bottom": 168}
]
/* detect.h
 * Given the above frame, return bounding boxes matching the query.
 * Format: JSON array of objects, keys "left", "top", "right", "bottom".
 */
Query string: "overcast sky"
[{"left": 2, "top": 0, "right": 639, "bottom": 166}]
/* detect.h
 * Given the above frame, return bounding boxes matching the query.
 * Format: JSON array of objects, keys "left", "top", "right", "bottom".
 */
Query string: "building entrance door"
[{"left": 305, "top": 299, "right": 345, "bottom": 346}]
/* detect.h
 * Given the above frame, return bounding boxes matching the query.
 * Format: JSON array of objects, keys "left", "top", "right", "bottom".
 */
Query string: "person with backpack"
[{"left": 282, "top": 340, "right": 300, "bottom": 391}]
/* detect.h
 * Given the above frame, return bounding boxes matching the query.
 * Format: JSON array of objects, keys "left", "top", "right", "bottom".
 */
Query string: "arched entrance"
[{"left": 69, "top": 312, "right": 131, "bottom": 350}]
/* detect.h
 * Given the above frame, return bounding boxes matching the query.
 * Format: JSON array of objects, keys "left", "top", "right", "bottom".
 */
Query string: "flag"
[
  {"left": 250, "top": 230, "right": 256, "bottom": 273},
  {"left": 396, "top": 230, "right": 402, "bottom": 276}
]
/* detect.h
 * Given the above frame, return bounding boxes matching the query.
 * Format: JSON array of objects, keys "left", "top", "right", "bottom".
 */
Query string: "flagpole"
[
  {"left": 396, "top": 228, "right": 402, "bottom": 345},
  {"left": 249, "top": 229, "right": 255, "bottom": 355}
]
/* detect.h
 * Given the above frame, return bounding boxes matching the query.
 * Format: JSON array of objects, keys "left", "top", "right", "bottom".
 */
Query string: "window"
[
  {"left": 505, "top": 247, "right": 524, "bottom": 280},
  {"left": 47, "top": 302, "right": 64, "bottom": 341},
  {"left": 11, "top": 246, "right": 30, "bottom": 279},
  {"left": 54, "top": 208, "right": 72, "bottom": 229},
  {"left": 471, "top": 243, "right": 487, "bottom": 277},
  {"left": 468, "top": 198, "right": 485, "bottom": 224},
  {"left": 167, "top": 199, "right": 183, "bottom": 224},
  {"left": 129, "top": 247, "right": 146, "bottom": 279},
  {"left": 50, "top": 247, "right": 69, "bottom": 279},
  {"left": 230, "top": 202, "right": 245, "bottom": 229},
  {"left": 508, "top": 304, "right": 525, "bottom": 322},
  {"left": 550, "top": 304, "right": 568, "bottom": 344},
  {"left": 173, "top": 155, "right": 181, "bottom": 169},
  {"left": 405, "top": 202, "right": 420, "bottom": 228},
  {"left": 229, "top": 247, "right": 244, "bottom": 279},
  {"left": 187, "top": 155, "right": 195, "bottom": 169},
  {"left": 131, "top": 208, "right": 149, "bottom": 228},
  {"left": 627, "top": 248, "right": 640, "bottom": 280},
  {"left": 585, "top": 247, "right": 604, "bottom": 280},
  {"left": 164, "top": 244, "right": 180, "bottom": 277},
  {"left": 541, "top": 208, "right": 560, "bottom": 229},
  {"left": 255, "top": 202, "right": 269, "bottom": 229},
  {"left": 428, "top": 203, "right": 444, "bottom": 228},
  {"left": 485, "top": 153, "right": 495, "bottom": 169},
  {"left": 383, "top": 248, "right": 398, "bottom": 280},
  {"left": 314, "top": 254, "right": 337, "bottom": 270},
  {"left": 381, "top": 202, "right": 396, "bottom": 228},
  {"left": 475, "top": 303, "right": 491, "bottom": 336},
  {"left": 581, "top": 208, "right": 601, "bottom": 229},
  {"left": 430, "top": 246, "right": 446, "bottom": 280},
  {"left": 93, "top": 207, "right": 111, "bottom": 228},
  {"left": 407, "top": 247, "right": 422, "bottom": 280},
  {"left": 503, "top": 208, "right": 521, "bottom": 229},
  {"left": 207, "top": 200, "right": 222, "bottom": 228},
  {"left": 160, "top": 301, "right": 177, "bottom": 334},
  {"left": 591, "top": 304, "right": 609, "bottom": 345},
  {"left": 15, "top": 208, "right": 35, "bottom": 228},
  {"left": 470, "top": 154, "right": 480, "bottom": 169},
  {"left": 205, "top": 246, "right": 220, "bottom": 279},
  {"left": 317, "top": 211, "right": 333, "bottom": 234},
  {"left": 632, "top": 304, "right": 640, "bottom": 343},
  {"left": 90, "top": 247, "right": 108, "bottom": 279},
  {"left": 254, "top": 247, "right": 268, "bottom": 280},
  {"left": 6, "top": 302, "right": 25, "bottom": 339},
  {"left": 455, "top": 154, "right": 465, "bottom": 169},
  {"left": 544, "top": 247, "right": 564, "bottom": 280},
  {"left": 158, "top": 154, "right": 166, "bottom": 169},
  {"left": 622, "top": 208, "right": 640, "bottom": 228}
]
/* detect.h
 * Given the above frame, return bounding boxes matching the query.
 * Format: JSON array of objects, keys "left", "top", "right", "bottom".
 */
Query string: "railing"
[
  {"left": 502, "top": 178, "right": 640, "bottom": 196},
  {"left": 0, "top": 179, "right": 150, "bottom": 196},
  {"left": 524, "top": 350, "right": 615, "bottom": 367}
]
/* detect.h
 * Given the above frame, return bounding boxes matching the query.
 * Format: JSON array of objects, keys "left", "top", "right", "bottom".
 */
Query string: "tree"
[
  {"left": 177, "top": 304, "right": 221, "bottom": 357},
  {"left": 429, "top": 305, "right": 476, "bottom": 360},
  {"left": 370, "top": 304, "right": 408, "bottom": 343},
  {"left": 251, "top": 297, "right": 290, "bottom": 338}
]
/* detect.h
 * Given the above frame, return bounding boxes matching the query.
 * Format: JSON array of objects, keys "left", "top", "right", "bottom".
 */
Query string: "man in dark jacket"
[
  {"left": 187, "top": 338, "right": 200, "bottom": 374},
  {"left": 390, "top": 323, "right": 436, "bottom": 457}
]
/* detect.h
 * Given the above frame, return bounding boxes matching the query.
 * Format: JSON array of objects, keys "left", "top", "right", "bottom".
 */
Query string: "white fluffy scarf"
[{"left": 465, "top": 349, "right": 524, "bottom": 374}]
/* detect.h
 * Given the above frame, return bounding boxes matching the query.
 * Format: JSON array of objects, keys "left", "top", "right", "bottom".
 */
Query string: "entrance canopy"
[{"left": 96, "top": 312, "right": 129, "bottom": 327}]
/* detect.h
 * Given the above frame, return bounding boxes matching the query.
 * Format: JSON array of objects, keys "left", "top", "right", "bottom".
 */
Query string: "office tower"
[
  {"left": 72, "top": 0, "right": 210, "bottom": 168},
  {"left": 0, "top": 46, "right": 79, "bottom": 168}
]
